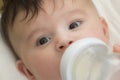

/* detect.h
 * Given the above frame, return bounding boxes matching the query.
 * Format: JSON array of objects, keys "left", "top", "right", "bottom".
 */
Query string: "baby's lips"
[{"left": 113, "top": 44, "right": 120, "bottom": 53}]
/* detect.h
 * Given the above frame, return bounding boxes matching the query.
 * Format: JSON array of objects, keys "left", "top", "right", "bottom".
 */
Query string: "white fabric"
[
  {"left": 93, "top": 0, "right": 120, "bottom": 45},
  {"left": 0, "top": 0, "right": 120, "bottom": 80}
]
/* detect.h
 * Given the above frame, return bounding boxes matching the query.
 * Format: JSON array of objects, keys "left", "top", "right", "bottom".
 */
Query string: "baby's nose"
[{"left": 56, "top": 40, "right": 73, "bottom": 52}]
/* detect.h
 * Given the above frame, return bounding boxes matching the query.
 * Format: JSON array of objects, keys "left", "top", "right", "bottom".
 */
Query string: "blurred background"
[{"left": 0, "top": 0, "right": 3, "bottom": 12}]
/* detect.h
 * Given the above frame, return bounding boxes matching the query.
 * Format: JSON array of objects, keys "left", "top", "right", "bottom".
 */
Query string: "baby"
[{"left": 1, "top": 0, "right": 120, "bottom": 80}]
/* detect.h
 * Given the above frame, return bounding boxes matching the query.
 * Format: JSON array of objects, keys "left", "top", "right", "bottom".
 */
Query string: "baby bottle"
[{"left": 60, "top": 38, "right": 120, "bottom": 80}]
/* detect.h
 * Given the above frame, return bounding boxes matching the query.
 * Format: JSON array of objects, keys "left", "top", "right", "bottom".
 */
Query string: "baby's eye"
[
  {"left": 36, "top": 36, "right": 51, "bottom": 46},
  {"left": 69, "top": 21, "right": 81, "bottom": 30}
]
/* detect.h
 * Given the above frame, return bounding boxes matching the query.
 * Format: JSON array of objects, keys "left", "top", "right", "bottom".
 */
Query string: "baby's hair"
[{"left": 1, "top": 0, "right": 43, "bottom": 59}]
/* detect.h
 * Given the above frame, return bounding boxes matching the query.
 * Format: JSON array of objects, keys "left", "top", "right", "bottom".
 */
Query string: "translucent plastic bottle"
[{"left": 60, "top": 38, "right": 120, "bottom": 80}]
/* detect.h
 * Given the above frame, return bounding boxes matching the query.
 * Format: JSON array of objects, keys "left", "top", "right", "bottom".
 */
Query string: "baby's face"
[{"left": 9, "top": 0, "right": 108, "bottom": 80}]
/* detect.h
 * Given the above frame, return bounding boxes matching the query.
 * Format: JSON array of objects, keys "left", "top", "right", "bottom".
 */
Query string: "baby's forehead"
[
  {"left": 15, "top": 0, "right": 90, "bottom": 22},
  {"left": 42, "top": 0, "right": 89, "bottom": 11}
]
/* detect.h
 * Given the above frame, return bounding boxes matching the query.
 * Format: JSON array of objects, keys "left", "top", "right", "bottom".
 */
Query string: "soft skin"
[{"left": 8, "top": 0, "right": 120, "bottom": 80}]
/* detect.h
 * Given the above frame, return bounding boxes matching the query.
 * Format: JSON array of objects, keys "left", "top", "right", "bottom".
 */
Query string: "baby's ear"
[
  {"left": 100, "top": 17, "right": 109, "bottom": 39},
  {"left": 16, "top": 60, "right": 36, "bottom": 80}
]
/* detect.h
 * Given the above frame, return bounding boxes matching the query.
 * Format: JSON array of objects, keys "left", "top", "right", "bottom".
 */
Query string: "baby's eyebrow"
[
  {"left": 27, "top": 28, "right": 42, "bottom": 40},
  {"left": 62, "top": 9, "right": 85, "bottom": 18}
]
